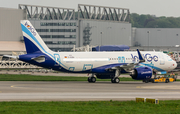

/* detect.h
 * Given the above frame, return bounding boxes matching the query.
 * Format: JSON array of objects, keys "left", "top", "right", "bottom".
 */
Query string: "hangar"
[{"left": 0, "top": 4, "right": 180, "bottom": 55}]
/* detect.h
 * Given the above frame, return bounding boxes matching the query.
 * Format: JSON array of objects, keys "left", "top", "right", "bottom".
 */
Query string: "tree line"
[
  {"left": 31, "top": 11, "right": 180, "bottom": 28},
  {"left": 130, "top": 13, "right": 180, "bottom": 28}
]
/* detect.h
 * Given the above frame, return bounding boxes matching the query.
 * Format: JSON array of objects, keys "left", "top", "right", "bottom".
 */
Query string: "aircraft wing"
[
  {"left": 106, "top": 63, "right": 138, "bottom": 72},
  {"left": 106, "top": 49, "right": 145, "bottom": 72}
]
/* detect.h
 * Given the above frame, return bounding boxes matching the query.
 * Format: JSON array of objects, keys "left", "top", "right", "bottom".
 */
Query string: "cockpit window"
[{"left": 167, "top": 55, "right": 172, "bottom": 61}]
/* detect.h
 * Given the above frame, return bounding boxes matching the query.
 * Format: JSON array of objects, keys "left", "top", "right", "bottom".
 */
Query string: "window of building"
[
  {"left": 37, "top": 29, "right": 76, "bottom": 32},
  {"left": 41, "top": 35, "right": 76, "bottom": 39},
  {"left": 50, "top": 48, "right": 72, "bottom": 52},
  {"left": 40, "top": 22, "right": 76, "bottom": 26},
  {"left": 45, "top": 41, "right": 76, "bottom": 45}
]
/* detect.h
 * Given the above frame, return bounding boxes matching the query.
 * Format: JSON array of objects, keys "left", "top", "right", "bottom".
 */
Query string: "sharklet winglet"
[{"left": 137, "top": 49, "right": 145, "bottom": 63}]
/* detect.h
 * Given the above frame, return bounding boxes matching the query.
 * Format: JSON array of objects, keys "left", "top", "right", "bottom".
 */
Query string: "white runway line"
[{"left": 0, "top": 92, "right": 180, "bottom": 100}]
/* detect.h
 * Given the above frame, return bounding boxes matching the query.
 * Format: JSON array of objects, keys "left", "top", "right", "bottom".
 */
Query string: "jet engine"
[{"left": 130, "top": 67, "right": 152, "bottom": 80}]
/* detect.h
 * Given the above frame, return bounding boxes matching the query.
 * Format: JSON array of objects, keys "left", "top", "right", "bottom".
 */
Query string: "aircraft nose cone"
[{"left": 173, "top": 61, "right": 177, "bottom": 69}]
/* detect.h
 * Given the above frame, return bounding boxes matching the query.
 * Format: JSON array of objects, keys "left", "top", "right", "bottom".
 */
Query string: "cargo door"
[{"left": 158, "top": 53, "right": 165, "bottom": 65}]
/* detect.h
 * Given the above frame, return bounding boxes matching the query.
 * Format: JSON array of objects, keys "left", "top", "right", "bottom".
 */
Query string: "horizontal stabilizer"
[
  {"left": 3, "top": 55, "right": 18, "bottom": 59},
  {"left": 31, "top": 55, "right": 45, "bottom": 63}
]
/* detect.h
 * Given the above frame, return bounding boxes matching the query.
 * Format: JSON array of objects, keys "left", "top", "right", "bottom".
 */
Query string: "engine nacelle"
[{"left": 130, "top": 67, "right": 152, "bottom": 80}]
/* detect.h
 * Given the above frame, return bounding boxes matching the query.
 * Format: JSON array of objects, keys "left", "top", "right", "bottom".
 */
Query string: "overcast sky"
[{"left": 1, "top": 0, "right": 180, "bottom": 17}]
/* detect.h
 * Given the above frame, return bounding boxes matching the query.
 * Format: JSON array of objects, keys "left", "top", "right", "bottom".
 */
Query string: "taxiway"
[{"left": 0, "top": 81, "right": 180, "bottom": 101}]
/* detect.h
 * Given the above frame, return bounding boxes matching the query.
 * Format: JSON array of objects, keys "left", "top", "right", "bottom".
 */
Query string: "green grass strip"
[
  {"left": 0, "top": 74, "right": 138, "bottom": 81},
  {"left": 0, "top": 74, "right": 179, "bottom": 81},
  {"left": 0, "top": 100, "right": 180, "bottom": 114}
]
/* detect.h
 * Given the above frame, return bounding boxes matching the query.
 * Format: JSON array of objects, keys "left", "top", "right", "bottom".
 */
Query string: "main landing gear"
[
  {"left": 88, "top": 69, "right": 121, "bottom": 83},
  {"left": 111, "top": 69, "right": 120, "bottom": 83},
  {"left": 88, "top": 73, "right": 96, "bottom": 83}
]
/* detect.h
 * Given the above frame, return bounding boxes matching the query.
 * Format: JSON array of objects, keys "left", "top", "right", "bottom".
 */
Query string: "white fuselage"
[{"left": 50, "top": 51, "right": 177, "bottom": 72}]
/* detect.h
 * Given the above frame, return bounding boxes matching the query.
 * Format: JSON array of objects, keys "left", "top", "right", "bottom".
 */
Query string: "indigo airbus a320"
[{"left": 4, "top": 20, "right": 177, "bottom": 83}]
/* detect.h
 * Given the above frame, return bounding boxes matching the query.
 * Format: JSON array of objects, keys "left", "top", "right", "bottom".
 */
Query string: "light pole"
[
  {"left": 175, "top": 45, "right": 179, "bottom": 62},
  {"left": 147, "top": 31, "right": 150, "bottom": 51},
  {"left": 177, "top": 34, "right": 179, "bottom": 52},
  {"left": 99, "top": 32, "right": 103, "bottom": 51}
]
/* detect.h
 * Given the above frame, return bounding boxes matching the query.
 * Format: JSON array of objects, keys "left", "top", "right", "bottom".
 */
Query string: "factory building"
[
  {"left": 0, "top": 4, "right": 180, "bottom": 55},
  {"left": 18, "top": 4, "right": 131, "bottom": 52},
  {"left": 0, "top": 7, "right": 26, "bottom": 56},
  {"left": 132, "top": 28, "right": 180, "bottom": 51}
]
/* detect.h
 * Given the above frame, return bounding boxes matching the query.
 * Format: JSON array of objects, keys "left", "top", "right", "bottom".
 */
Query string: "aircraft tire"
[
  {"left": 111, "top": 78, "right": 119, "bottom": 83},
  {"left": 145, "top": 79, "right": 149, "bottom": 83},
  {"left": 111, "top": 79, "right": 115, "bottom": 83},
  {"left": 114, "top": 78, "right": 120, "bottom": 83},
  {"left": 91, "top": 77, "right": 96, "bottom": 83},
  {"left": 151, "top": 79, "right": 154, "bottom": 83},
  {"left": 165, "top": 79, "right": 169, "bottom": 83},
  {"left": 88, "top": 77, "right": 92, "bottom": 82}
]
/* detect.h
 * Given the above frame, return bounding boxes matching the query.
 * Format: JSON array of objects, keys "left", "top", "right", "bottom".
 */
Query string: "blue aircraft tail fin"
[{"left": 20, "top": 20, "right": 51, "bottom": 54}]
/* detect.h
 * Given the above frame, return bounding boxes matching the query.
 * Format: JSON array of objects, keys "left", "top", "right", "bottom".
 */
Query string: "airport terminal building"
[{"left": 0, "top": 4, "right": 180, "bottom": 55}]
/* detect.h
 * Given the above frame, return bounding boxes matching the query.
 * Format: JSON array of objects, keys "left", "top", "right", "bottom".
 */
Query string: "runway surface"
[{"left": 0, "top": 81, "right": 180, "bottom": 101}]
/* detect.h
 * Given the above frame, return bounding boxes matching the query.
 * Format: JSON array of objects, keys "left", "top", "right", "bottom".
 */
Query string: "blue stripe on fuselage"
[{"left": 140, "top": 63, "right": 164, "bottom": 71}]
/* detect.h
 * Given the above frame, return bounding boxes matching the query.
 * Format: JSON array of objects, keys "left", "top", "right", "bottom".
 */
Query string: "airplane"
[{"left": 4, "top": 20, "right": 177, "bottom": 83}]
